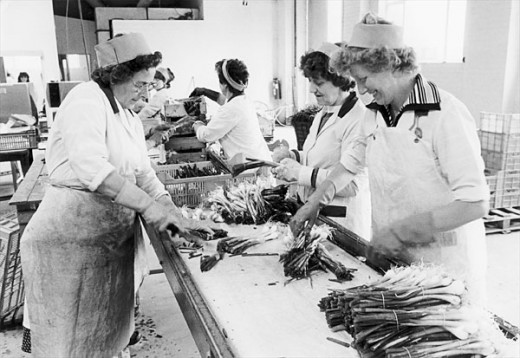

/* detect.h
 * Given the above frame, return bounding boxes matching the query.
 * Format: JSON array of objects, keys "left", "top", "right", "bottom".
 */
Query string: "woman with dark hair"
[
  {"left": 138, "top": 67, "right": 175, "bottom": 149},
  {"left": 189, "top": 58, "right": 271, "bottom": 161},
  {"left": 17, "top": 72, "right": 30, "bottom": 82},
  {"left": 293, "top": 14, "right": 488, "bottom": 304},
  {"left": 20, "top": 33, "right": 211, "bottom": 357},
  {"left": 272, "top": 43, "right": 371, "bottom": 239}
]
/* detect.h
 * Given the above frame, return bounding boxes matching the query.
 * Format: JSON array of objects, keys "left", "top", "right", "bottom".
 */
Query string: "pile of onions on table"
[
  {"left": 318, "top": 264, "right": 513, "bottom": 357},
  {"left": 205, "top": 179, "right": 298, "bottom": 224},
  {"left": 280, "top": 225, "right": 357, "bottom": 284}
]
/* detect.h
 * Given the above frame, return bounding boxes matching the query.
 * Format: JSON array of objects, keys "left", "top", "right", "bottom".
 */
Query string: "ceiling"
[{"left": 52, "top": 0, "right": 186, "bottom": 21}]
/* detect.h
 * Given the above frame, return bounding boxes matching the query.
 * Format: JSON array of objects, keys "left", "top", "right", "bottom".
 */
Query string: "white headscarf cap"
[
  {"left": 316, "top": 42, "right": 341, "bottom": 58},
  {"left": 349, "top": 23, "right": 404, "bottom": 49},
  {"left": 95, "top": 33, "right": 152, "bottom": 68}
]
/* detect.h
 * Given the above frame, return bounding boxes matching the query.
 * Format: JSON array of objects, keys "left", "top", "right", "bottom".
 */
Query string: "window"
[
  {"left": 379, "top": 0, "right": 467, "bottom": 63},
  {"left": 327, "top": 0, "right": 343, "bottom": 43}
]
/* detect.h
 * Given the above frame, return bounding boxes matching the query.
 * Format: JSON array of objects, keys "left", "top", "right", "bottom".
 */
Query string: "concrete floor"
[{"left": 1, "top": 125, "right": 519, "bottom": 357}]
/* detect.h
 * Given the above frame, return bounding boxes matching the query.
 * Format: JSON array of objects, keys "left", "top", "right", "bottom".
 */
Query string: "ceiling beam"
[
  {"left": 83, "top": 0, "right": 106, "bottom": 8},
  {"left": 137, "top": 0, "right": 154, "bottom": 7}
]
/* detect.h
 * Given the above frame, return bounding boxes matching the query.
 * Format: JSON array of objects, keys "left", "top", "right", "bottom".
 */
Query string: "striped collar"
[{"left": 367, "top": 74, "right": 441, "bottom": 126}]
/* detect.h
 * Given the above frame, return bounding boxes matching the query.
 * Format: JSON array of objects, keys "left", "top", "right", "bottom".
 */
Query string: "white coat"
[
  {"left": 364, "top": 76, "right": 488, "bottom": 304},
  {"left": 195, "top": 95, "right": 271, "bottom": 162},
  {"left": 297, "top": 92, "right": 371, "bottom": 240}
]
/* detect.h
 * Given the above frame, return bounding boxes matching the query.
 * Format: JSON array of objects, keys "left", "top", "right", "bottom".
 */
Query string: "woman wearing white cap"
[
  {"left": 20, "top": 33, "right": 212, "bottom": 357},
  {"left": 292, "top": 13, "right": 489, "bottom": 304},
  {"left": 189, "top": 59, "right": 272, "bottom": 162},
  {"left": 272, "top": 43, "right": 371, "bottom": 240}
]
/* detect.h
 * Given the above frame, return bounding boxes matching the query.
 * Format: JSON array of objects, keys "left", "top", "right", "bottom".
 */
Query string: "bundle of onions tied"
[
  {"left": 280, "top": 225, "right": 356, "bottom": 283},
  {"left": 318, "top": 265, "right": 502, "bottom": 357}
]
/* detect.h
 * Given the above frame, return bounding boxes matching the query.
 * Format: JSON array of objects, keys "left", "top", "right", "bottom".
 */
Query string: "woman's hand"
[
  {"left": 272, "top": 158, "right": 301, "bottom": 182},
  {"left": 272, "top": 146, "right": 293, "bottom": 163},
  {"left": 142, "top": 202, "right": 186, "bottom": 235},
  {"left": 367, "top": 228, "right": 414, "bottom": 268},
  {"left": 289, "top": 199, "right": 321, "bottom": 237}
]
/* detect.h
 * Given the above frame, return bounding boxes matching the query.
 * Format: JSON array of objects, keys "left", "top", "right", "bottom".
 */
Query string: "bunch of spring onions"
[
  {"left": 217, "top": 225, "right": 279, "bottom": 255},
  {"left": 205, "top": 180, "right": 297, "bottom": 225},
  {"left": 318, "top": 265, "right": 499, "bottom": 357},
  {"left": 280, "top": 225, "right": 356, "bottom": 283}
]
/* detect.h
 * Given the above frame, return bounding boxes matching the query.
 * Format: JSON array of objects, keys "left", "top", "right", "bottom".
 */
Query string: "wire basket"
[
  {"left": 0, "top": 213, "right": 24, "bottom": 330},
  {"left": 0, "top": 128, "right": 38, "bottom": 152}
]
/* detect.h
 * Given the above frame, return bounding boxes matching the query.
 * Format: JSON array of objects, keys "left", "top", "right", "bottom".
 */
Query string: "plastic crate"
[
  {"left": 480, "top": 112, "right": 520, "bottom": 134},
  {"left": 481, "top": 149, "right": 520, "bottom": 171},
  {"left": 494, "top": 188, "right": 520, "bottom": 209},
  {"left": 165, "top": 135, "right": 206, "bottom": 152},
  {"left": 157, "top": 166, "right": 257, "bottom": 207},
  {"left": 0, "top": 128, "right": 38, "bottom": 151},
  {"left": 154, "top": 161, "right": 221, "bottom": 178},
  {"left": 485, "top": 169, "right": 498, "bottom": 194},
  {"left": 165, "top": 149, "right": 207, "bottom": 164},
  {"left": 478, "top": 131, "right": 520, "bottom": 153},
  {"left": 0, "top": 213, "right": 23, "bottom": 330}
]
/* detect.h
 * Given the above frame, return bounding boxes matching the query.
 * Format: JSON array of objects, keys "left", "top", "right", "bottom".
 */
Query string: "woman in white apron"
[
  {"left": 190, "top": 59, "right": 272, "bottom": 162},
  {"left": 292, "top": 14, "right": 489, "bottom": 305},
  {"left": 273, "top": 43, "right": 371, "bottom": 240},
  {"left": 20, "top": 33, "right": 211, "bottom": 358}
]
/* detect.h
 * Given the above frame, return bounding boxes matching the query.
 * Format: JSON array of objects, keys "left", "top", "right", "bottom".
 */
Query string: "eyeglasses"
[{"left": 132, "top": 80, "right": 156, "bottom": 91}]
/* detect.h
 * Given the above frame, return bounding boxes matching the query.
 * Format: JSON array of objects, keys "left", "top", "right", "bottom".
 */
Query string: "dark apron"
[{"left": 21, "top": 186, "right": 136, "bottom": 358}]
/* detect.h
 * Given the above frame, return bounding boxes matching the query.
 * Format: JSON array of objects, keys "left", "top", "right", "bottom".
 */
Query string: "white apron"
[
  {"left": 20, "top": 185, "right": 136, "bottom": 358},
  {"left": 366, "top": 113, "right": 487, "bottom": 305}
]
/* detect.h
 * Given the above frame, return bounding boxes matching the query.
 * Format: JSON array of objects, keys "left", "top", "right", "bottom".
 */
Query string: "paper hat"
[
  {"left": 316, "top": 42, "right": 341, "bottom": 58},
  {"left": 349, "top": 23, "right": 404, "bottom": 49},
  {"left": 95, "top": 33, "right": 152, "bottom": 68}
]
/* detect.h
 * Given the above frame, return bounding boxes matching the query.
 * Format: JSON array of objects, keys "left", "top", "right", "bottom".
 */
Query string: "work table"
[{"left": 145, "top": 221, "right": 378, "bottom": 358}]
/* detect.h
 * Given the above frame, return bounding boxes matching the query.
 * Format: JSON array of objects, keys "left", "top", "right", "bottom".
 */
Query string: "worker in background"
[
  {"left": 20, "top": 33, "right": 214, "bottom": 358},
  {"left": 292, "top": 13, "right": 489, "bottom": 306},
  {"left": 272, "top": 43, "right": 371, "bottom": 240},
  {"left": 190, "top": 58, "right": 272, "bottom": 162},
  {"left": 17, "top": 71, "right": 39, "bottom": 123},
  {"left": 136, "top": 67, "right": 175, "bottom": 149}
]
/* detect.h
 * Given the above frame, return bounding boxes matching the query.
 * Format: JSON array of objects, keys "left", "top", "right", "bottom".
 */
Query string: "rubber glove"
[
  {"left": 108, "top": 177, "right": 185, "bottom": 235},
  {"left": 271, "top": 146, "right": 295, "bottom": 163},
  {"left": 146, "top": 130, "right": 170, "bottom": 149},
  {"left": 157, "top": 195, "right": 216, "bottom": 235},
  {"left": 367, "top": 212, "right": 436, "bottom": 268},
  {"left": 189, "top": 87, "right": 221, "bottom": 103},
  {"left": 192, "top": 120, "right": 206, "bottom": 133},
  {"left": 272, "top": 158, "right": 302, "bottom": 182}
]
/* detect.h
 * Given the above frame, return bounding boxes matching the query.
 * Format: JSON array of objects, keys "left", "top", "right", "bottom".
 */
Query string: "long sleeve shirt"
[
  {"left": 46, "top": 81, "right": 167, "bottom": 200},
  {"left": 195, "top": 95, "right": 271, "bottom": 161}
]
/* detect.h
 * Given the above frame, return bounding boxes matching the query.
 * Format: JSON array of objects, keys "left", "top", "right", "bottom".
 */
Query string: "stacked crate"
[
  {"left": 163, "top": 98, "right": 208, "bottom": 164},
  {"left": 0, "top": 213, "right": 23, "bottom": 330},
  {"left": 480, "top": 112, "right": 520, "bottom": 209}
]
